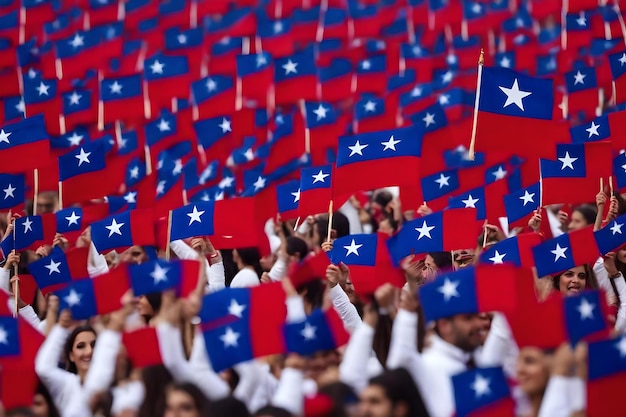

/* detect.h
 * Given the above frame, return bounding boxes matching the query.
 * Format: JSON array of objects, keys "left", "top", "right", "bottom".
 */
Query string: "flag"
[
  {"left": 288, "top": 251, "right": 331, "bottom": 288},
  {"left": 329, "top": 233, "right": 405, "bottom": 297},
  {"left": 564, "top": 65, "right": 600, "bottom": 122},
  {"left": 564, "top": 290, "right": 611, "bottom": 344},
  {"left": 503, "top": 182, "right": 541, "bottom": 224},
  {"left": 122, "top": 327, "right": 164, "bottom": 368},
  {"left": 13, "top": 214, "right": 56, "bottom": 251},
  {"left": 0, "top": 173, "right": 25, "bottom": 211},
  {"left": 452, "top": 367, "right": 515, "bottom": 417},
  {"left": 170, "top": 201, "right": 215, "bottom": 241},
  {"left": 386, "top": 208, "right": 478, "bottom": 265},
  {"left": 609, "top": 50, "right": 626, "bottom": 105},
  {"left": 594, "top": 214, "right": 626, "bottom": 255},
  {"left": 90, "top": 209, "right": 156, "bottom": 253},
  {"left": 587, "top": 335, "right": 626, "bottom": 416},
  {"left": 28, "top": 246, "right": 89, "bottom": 295},
  {"left": 276, "top": 180, "right": 300, "bottom": 219},
  {"left": 99, "top": 74, "right": 145, "bottom": 126},
  {"left": 55, "top": 266, "right": 130, "bottom": 320},
  {"left": 418, "top": 264, "right": 518, "bottom": 322},
  {"left": 274, "top": 45, "right": 317, "bottom": 105},
  {"left": 531, "top": 226, "right": 600, "bottom": 278},
  {"left": 479, "top": 233, "right": 542, "bottom": 268},
  {"left": 332, "top": 126, "right": 422, "bottom": 200},
  {"left": 284, "top": 308, "right": 350, "bottom": 356},
  {"left": 0, "top": 316, "right": 20, "bottom": 358},
  {"left": 447, "top": 180, "right": 508, "bottom": 222},
  {"left": 58, "top": 140, "right": 107, "bottom": 181},
  {"left": 299, "top": 165, "right": 333, "bottom": 217},
  {"left": 128, "top": 259, "right": 199, "bottom": 297},
  {"left": 199, "top": 282, "right": 287, "bottom": 372},
  {"left": 0, "top": 114, "right": 50, "bottom": 173}
]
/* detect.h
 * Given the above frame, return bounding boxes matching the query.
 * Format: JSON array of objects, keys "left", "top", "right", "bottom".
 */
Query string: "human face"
[
  {"left": 516, "top": 347, "right": 550, "bottom": 397},
  {"left": 359, "top": 385, "right": 394, "bottom": 417},
  {"left": 119, "top": 245, "right": 147, "bottom": 264},
  {"left": 617, "top": 246, "right": 626, "bottom": 264},
  {"left": 568, "top": 210, "right": 589, "bottom": 231},
  {"left": 69, "top": 331, "right": 96, "bottom": 375},
  {"left": 378, "top": 219, "right": 394, "bottom": 236},
  {"left": 36, "top": 196, "right": 57, "bottom": 214},
  {"left": 422, "top": 255, "right": 438, "bottom": 282},
  {"left": 32, "top": 393, "right": 50, "bottom": 417},
  {"left": 558, "top": 265, "right": 587, "bottom": 296},
  {"left": 440, "top": 314, "right": 485, "bottom": 352},
  {"left": 164, "top": 389, "right": 200, "bottom": 417},
  {"left": 137, "top": 295, "right": 155, "bottom": 317}
]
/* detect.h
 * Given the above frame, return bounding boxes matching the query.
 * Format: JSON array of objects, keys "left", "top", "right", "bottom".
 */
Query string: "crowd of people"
[{"left": 0, "top": 187, "right": 623, "bottom": 417}]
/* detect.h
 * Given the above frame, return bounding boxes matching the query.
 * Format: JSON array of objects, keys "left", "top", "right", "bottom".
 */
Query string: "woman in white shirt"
[{"left": 230, "top": 247, "right": 264, "bottom": 288}]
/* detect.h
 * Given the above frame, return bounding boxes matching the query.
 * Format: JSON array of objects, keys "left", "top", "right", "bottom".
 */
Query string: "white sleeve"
[
  {"left": 248, "top": 368, "right": 279, "bottom": 413},
  {"left": 286, "top": 296, "right": 307, "bottom": 323},
  {"left": 477, "top": 313, "right": 518, "bottom": 377},
  {"left": 272, "top": 368, "right": 304, "bottom": 415},
  {"left": 233, "top": 361, "right": 266, "bottom": 410},
  {"left": 207, "top": 261, "right": 226, "bottom": 293},
  {"left": 537, "top": 376, "right": 576, "bottom": 417},
  {"left": 111, "top": 381, "right": 146, "bottom": 415},
  {"left": 593, "top": 257, "right": 616, "bottom": 300},
  {"left": 612, "top": 274, "right": 626, "bottom": 333},
  {"left": 0, "top": 268, "right": 9, "bottom": 293},
  {"left": 170, "top": 240, "right": 202, "bottom": 260},
  {"left": 18, "top": 305, "right": 42, "bottom": 333},
  {"left": 328, "top": 284, "right": 361, "bottom": 333},
  {"left": 157, "top": 323, "right": 230, "bottom": 401},
  {"left": 339, "top": 322, "right": 381, "bottom": 394},
  {"left": 35, "top": 325, "right": 73, "bottom": 404},
  {"left": 83, "top": 329, "right": 122, "bottom": 399},
  {"left": 88, "top": 241, "right": 109, "bottom": 277},
  {"left": 386, "top": 309, "right": 424, "bottom": 388},
  {"left": 267, "top": 257, "right": 287, "bottom": 282}
]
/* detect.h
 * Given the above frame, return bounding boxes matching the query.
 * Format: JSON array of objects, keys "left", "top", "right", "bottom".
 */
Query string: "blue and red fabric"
[
  {"left": 11, "top": 214, "right": 56, "bottom": 251},
  {"left": 276, "top": 179, "right": 300, "bottom": 219},
  {"left": 274, "top": 46, "right": 317, "bottom": 105},
  {"left": 199, "top": 282, "right": 287, "bottom": 372},
  {"left": 452, "top": 366, "right": 515, "bottom": 417},
  {"left": 298, "top": 165, "right": 333, "bottom": 218},
  {"left": 284, "top": 308, "right": 350, "bottom": 356},
  {"left": 564, "top": 65, "right": 600, "bottom": 123},
  {"left": 448, "top": 179, "right": 509, "bottom": 223},
  {"left": 0, "top": 172, "right": 25, "bottom": 211},
  {"left": 129, "top": 258, "right": 200, "bottom": 297},
  {"left": 99, "top": 74, "right": 145, "bottom": 126},
  {"left": 90, "top": 209, "right": 156, "bottom": 253},
  {"left": 319, "top": 58, "right": 352, "bottom": 103},
  {"left": 594, "top": 213, "right": 626, "bottom": 255},
  {"left": 170, "top": 201, "right": 215, "bottom": 241},
  {"left": 587, "top": 335, "right": 626, "bottom": 416},
  {"left": 236, "top": 52, "right": 273, "bottom": 108},
  {"left": 609, "top": 50, "right": 626, "bottom": 106},
  {"left": 29, "top": 246, "right": 89, "bottom": 295},
  {"left": 479, "top": 233, "right": 542, "bottom": 269},
  {"left": 143, "top": 52, "right": 191, "bottom": 115},
  {"left": 191, "top": 75, "right": 236, "bottom": 119}
]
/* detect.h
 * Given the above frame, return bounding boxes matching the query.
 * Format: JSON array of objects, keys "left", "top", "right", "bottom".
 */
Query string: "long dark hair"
[
  {"left": 235, "top": 247, "right": 264, "bottom": 279},
  {"left": 551, "top": 264, "right": 599, "bottom": 291},
  {"left": 36, "top": 381, "right": 61, "bottom": 417},
  {"left": 166, "top": 382, "right": 212, "bottom": 416},
  {"left": 63, "top": 325, "right": 97, "bottom": 374},
  {"left": 138, "top": 365, "right": 173, "bottom": 417},
  {"left": 368, "top": 368, "right": 430, "bottom": 417}
]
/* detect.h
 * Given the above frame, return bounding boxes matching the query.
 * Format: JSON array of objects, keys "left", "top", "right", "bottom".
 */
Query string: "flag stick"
[
  {"left": 594, "top": 178, "right": 605, "bottom": 231},
  {"left": 11, "top": 222, "right": 18, "bottom": 318},
  {"left": 482, "top": 221, "right": 489, "bottom": 248},
  {"left": 610, "top": 175, "right": 614, "bottom": 195},
  {"left": 33, "top": 169, "right": 39, "bottom": 216},
  {"left": 468, "top": 49, "right": 485, "bottom": 161},
  {"left": 165, "top": 210, "right": 173, "bottom": 261},
  {"left": 58, "top": 181, "right": 64, "bottom": 210},
  {"left": 326, "top": 201, "right": 333, "bottom": 243},
  {"left": 293, "top": 216, "right": 301, "bottom": 232}
]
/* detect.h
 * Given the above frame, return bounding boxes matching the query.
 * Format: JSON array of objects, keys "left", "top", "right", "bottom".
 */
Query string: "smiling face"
[
  {"left": 516, "top": 347, "right": 550, "bottom": 397},
  {"left": 69, "top": 330, "right": 96, "bottom": 376},
  {"left": 557, "top": 265, "right": 588, "bottom": 296},
  {"left": 568, "top": 210, "right": 590, "bottom": 231}
]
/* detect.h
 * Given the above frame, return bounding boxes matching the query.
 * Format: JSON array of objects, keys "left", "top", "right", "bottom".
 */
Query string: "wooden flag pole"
[
  {"left": 293, "top": 216, "right": 301, "bottom": 232},
  {"left": 33, "top": 168, "right": 39, "bottom": 216},
  {"left": 11, "top": 222, "right": 18, "bottom": 318},
  {"left": 326, "top": 201, "right": 333, "bottom": 242},
  {"left": 594, "top": 178, "right": 605, "bottom": 231},
  {"left": 468, "top": 49, "right": 485, "bottom": 161},
  {"left": 482, "top": 221, "right": 489, "bottom": 248},
  {"left": 58, "top": 181, "right": 64, "bottom": 210},
  {"left": 165, "top": 210, "right": 173, "bottom": 261}
]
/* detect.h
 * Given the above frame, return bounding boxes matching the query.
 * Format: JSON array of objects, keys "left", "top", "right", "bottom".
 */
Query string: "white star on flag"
[
  {"left": 343, "top": 239, "right": 363, "bottom": 256},
  {"left": 348, "top": 140, "right": 368, "bottom": 157},
  {"left": 36, "top": 82, "right": 50, "bottom": 96},
  {"left": 471, "top": 374, "right": 491, "bottom": 397},
  {"left": 109, "top": 81, "right": 122, "bottom": 94},
  {"left": 67, "top": 132, "right": 83, "bottom": 146},
  {"left": 65, "top": 211, "right": 81, "bottom": 226},
  {"left": 610, "top": 221, "right": 623, "bottom": 235},
  {"left": 150, "top": 60, "right": 165, "bottom": 74},
  {"left": 437, "top": 278, "right": 460, "bottom": 301},
  {"left": 45, "top": 260, "right": 62, "bottom": 274},
  {"left": 291, "top": 189, "right": 300, "bottom": 203},
  {"left": 157, "top": 119, "right": 170, "bottom": 132},
  {"left": 150, "top": 264, "right": 169, "bottom": 284},
  {"left": 312, "top": 104, "right": 328, "bottom": 120},
  {"left": 439, "top": 94, "right": 450, "bottom": 105},
  {"left": 206, "top": 78, "right": 217, "bottom": 91},
  {"left": 187, "top": 206, "right": 205, "bottom": 225},
  {"left": 282, "top": 59, "right": 298, "bottom": 75},
  {"left": 435, "top": 173, "right": 450, "bottom": 188},
  {"left": 75, "top": 148, "right": 92, "bottom": 166},
  {"left": 64, "top": 289, "right": 82, "bottom": 307},
  {"left": 228, "top": 299, "right": 246, "bottom": 318},
  {"left": 220, "top": 327, "right": 240, "bottom": 347},
  {"left": 576, "top": 12, "right": 587, "bottom": 26},
  {"left": 616, "top": 336, "right": 626, "bottom": 357},
  {"left": 124, "top": 191, "right": 137, "bottom": 204},
  {"left": 586, "top": 121, "right": 600, "bottom": 138},
  {"left": 381, "top": 135, "right": 401, "bottom": 151},
  {"left": 462, "top": 194, "right": 480, "bottom": 208},
  {"left": 0, "top": 327, "right": 7, "bottom": 344},
  {"left": 311, "top": 170, "right": 329, "bottom": 184},
  {"left": 22, "top": 218, "right": 33, "bottom": 233},
  {"left": 361, "top": 60, "right": 371, "bottom": 70},
  {"left": 492, "top": 166, "right": 507, "bottom": 180},
  {"left": 0, "top": 129, "right": 10, "bottom": 144},
  {"left": 489, "top": 250, "right": 506, "bottom": 264},
  {"left": 499, "top": 78, "right": 532, "bottom": 111},
  {"left": 253, "top": 176, "right": 266, "bottom": 190},
  {"left": 156, "top": 180, "right": 167, "bottom": 195},
  {"left": 573, "top": 70, "right": 587, "bottom": 85},
  {"left": 3, "top": 184, "right": 15, "bottom": 199},
  {"left": 411, "top": 86, "right": 423, "bottom": 97},
  {"left": 577, "top": 297, "right": 595, "bottom": 320},
  {"left": 69, "top": 33, "right": 84, "bottom": 48},
  {"left": 363, "top": 100, "right": 377, "bottom": 112},
  {"left": 500, "top": 56, "right": 511, "bottom": 68},
  {"left": 177, "top": 34, "right": 187, "bottom": 44},
  {"left": 105, "top": 218, "right": 125, "bottom": 237},
  {"left": 68, "top": 91, "right": 82, "bottom": 105},
  {"left": 558, "top": 151, "right": 578, "bottom": 170},
  {"left": 422, "top": 112, "right": 436, "bottom": 127},
  {"left": 415, "top": 221, "right": 435, "bottom": 240},
  {"left": 551, "top": 243, "right": 568, "bottom": 261},
  {"left": 519, "top": 190, "right": 535, "bottom": 206},
  {"left": 218, "top": 117, "right": 231, "bottom": 133},
  {"left": 619, "top": 53, "right": 626, "bottom": 66},
  {"left": 301, "top": 322, "right": 317, "bottom": 340}
]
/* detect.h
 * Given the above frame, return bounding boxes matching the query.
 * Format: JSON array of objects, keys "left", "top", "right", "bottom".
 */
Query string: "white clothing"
[{"left": 230, "top": 268, "right": 260, "bottom": 288}]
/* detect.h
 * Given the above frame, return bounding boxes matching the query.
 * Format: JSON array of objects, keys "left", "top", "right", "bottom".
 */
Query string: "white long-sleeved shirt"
[
  {"left": 169, "top": 240, "right": 225, "bottom": 293},
  {"left": 339, "top": 321, "right": 384, "bottom": 394},
  {"left": 537, "top": 376, "right": 585, "bottom": 417},
  {"left": 328, "top": 284, "right": 361, "bottom": 333},
  {"left": 0, "top": 268, "right": 45, "bottom": 332},
  {"left": 230, "top": 268, "right": 260, "bottom": 288},
  {"left": 88, "top": 241, "right": 109, "bottom": 277},
  {"left": 35, "top": 325, "right": 122, "bottom": 417},
  {"left": 593, "top": 258, "right": 626, "bottom": 332}
]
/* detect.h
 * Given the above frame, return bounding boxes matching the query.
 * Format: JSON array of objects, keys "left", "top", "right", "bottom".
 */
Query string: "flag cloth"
[
  {"left": 532, "top": 226, "right": 600, "bottom": 278},
  {"left": 90, "top": 209, "right": 156, "bottom": 253},
  {"left": 29, "top": 246, "right": 89, "bottom": 295},
  {"left": 284, "top": 308, "right": 350, "bottom": 356},
  {"left": 122, "top": 327, "right": 164, "bottom": 368},
  {"left": 594, "top": 214, "right": 626, "bottom": 255},
  {"left": 0, "top": 114, "right": 50, "bottom": 173},
  {"left": 587, "top": 335, "right": 626, "bottom": 416},
  {"left": 299, "top": 165, "right": 333, "bottom": 218},
  {"left": 170, "top": 201, "right": 215, "bottom": 241},
  {"left": 452, "top": 367, "right": 515, "bottom": 417},
  {"left": 128, "top": 259, "right": 199, "bottom": 297},
  {"left": 479, "top": 233, "right": 542, "bottom": 268}
]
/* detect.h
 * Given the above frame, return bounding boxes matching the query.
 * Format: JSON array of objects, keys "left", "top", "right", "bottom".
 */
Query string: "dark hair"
[
  {"left": 613, "top": 192, "right": 626, "bottom": 216},
  {"left": 379, "top": 213, "right": 399, "bottom": 232},
  {"left": 372, "top": 190, "right": 393, "bottom": 208},
  {"left": 297, "top": 279, "right": 326, "bottom": 311},
  {"left": 235, "top": 247, "right": 264, "bottom": 279},
  {"left": 138, "top": 365, "right": 173, "bottom": 417},
  {"left": 63, "top": 325, "right": 97, "bottom": 374},
  {"left": 572, "top": 204, "right": 597, "bottom": 226},
  {"left": 166, "top": 382, "right": 211, "bottom": 416},
  {"left": 208, "top": 396, "right": 249, "bottom": 417},
  {"left": 35, "top": 381, "right": 61, "bottom": 417},
  {"left": 368, "top": 368, "right": 430, "bottom": 417},
  {"left": 253, "top": 406, "right": 292, "bottom": 417},
  {"left": 428, "top": 252, "right": 453, "bottom": 271},
  {"left": 6, "top": 408, "right": 36, "bottom": 417},
  {"left": 286, "top": 236, "right": 308, "bottom": 259},
  {"left": 142, "top": 292, "right": 163, "bottom": 324},
  {"left": 317, "top": 382, "right": 359, "bottom": 417},
  {"left": 315, "top": 212, "right": 350, "bottom": 246},
  {"left": 551, "top": 264, "right": 599, "bottom": 291}
]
